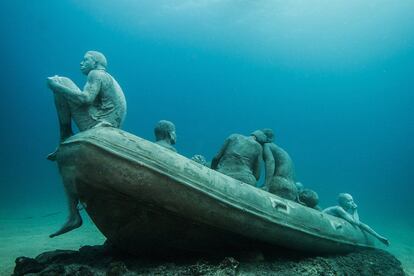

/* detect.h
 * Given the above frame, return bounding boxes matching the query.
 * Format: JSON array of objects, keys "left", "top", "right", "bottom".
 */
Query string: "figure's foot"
[
  {"left": 93, "top": 121, "right": 113, "bottom": 128},
  {"left": 49, "top": 212, "right": 82, "bottom": 238},
  {"left": 46, "top": 148, "right": 59, "bottom": 161}
]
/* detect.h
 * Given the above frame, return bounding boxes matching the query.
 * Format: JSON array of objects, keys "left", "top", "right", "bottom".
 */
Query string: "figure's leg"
[
  {"left": 50, "top": 166, "right": 82, "bottom": 238},
  {"left": 268, "top": 177, "right": 298, "bottom": 201},
  {"left": 55, "top": 92, "right": 74, "bottom": 141},
  {"left": 218, "top": 169, "right": 258, "bottom": 186},
  {"left": 47, "top": 93, "right": 74, "bottom": 161}
]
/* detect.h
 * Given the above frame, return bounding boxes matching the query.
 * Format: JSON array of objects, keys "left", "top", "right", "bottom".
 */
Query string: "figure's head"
[
  {"left": 154, "top": 120, "right": 176, "bottom": 144},
  {"left": 299, "top": 189, "right": 319, "bottom": 208},
  {"left": 338, "top": 193, "right": 358, "bottom": 210},
  {"left": 251, "top": 130, "right": 267, "bottom": 145},
  {"left": 262, "top": 128, "right": 274, "bottom": 143},
  {"left": 80, "top": 51, "right": 107, "bottom": 75}
]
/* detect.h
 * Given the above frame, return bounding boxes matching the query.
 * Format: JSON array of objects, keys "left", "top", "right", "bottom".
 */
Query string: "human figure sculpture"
[
  {"left": 294, "top": 181, "right": 321, "bottom": 209},
  {"left": 191, "top": 154, "right": 209, "bottom": 166},
  {"left": 298, "top": 188, "right": 321, "bottom": 210},
  {"left": 323, "top": 193, "right": 389, "bottom": 246},
  {"left": 211, "top": 130, "right": 266, "bottom": 186},
  {"left": 46, "top": 51, "right": 127, "bottom": 238},
  {"left": 295, "top": 182, "right": 304, "bottom": 193},
  {"left": 262, "top": 129, "right": 298, "bottom": 201},
  {"left": 154, "top": 120, "right": 177, "bottom": 152}
]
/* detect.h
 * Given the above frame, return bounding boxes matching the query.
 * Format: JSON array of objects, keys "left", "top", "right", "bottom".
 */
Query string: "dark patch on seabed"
[{"left": 13, "top": 244, "right": 404, "bottom": 275}]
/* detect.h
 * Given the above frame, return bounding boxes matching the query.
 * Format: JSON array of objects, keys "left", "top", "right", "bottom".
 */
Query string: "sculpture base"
[{"left": 13, "top": 244, "right": 404, "bottom": 275}]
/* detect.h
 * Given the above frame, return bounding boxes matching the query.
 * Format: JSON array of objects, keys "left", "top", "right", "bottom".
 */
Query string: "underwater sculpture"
[
  {"left": 43, "top": 52, "right": 387, "bottom": 255},
  {"left": 54, "top": 127, "right": 381, "bottom": 254},
  {"left": 154, "top": 120, "right": 177, "bottom": 152},
  {"left": 46, "top": 51, "right": 127, "bottom": 238},
  {"left": 298, "top": 188, "right": 320, "bottom": 210},
  {"left": 323, "top": 193, "right": 389, "bottom": 246},
  {"left": 294, "top": 181, "right": 321, "bottom": 209},
  {"left": 191, "top": 154, "right": 209, "bottom": 166},
  {"left": 211, "top": 130, "right": 267, "bottom": 186},
  {"left": 262, "top": 129, "right": 298, "bottom": 200},
  {"left": 295, "top": 181, "right": 304, "bottom": 192}
]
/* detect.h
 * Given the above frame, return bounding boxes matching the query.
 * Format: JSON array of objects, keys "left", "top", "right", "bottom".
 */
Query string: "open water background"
[{"left": 0, "top": 0, "right": 413, "bottom": 240}]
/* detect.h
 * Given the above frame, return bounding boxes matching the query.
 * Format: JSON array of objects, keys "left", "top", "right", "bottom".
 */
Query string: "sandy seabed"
[
  {"left": 0, "top": 205, "right": 412, "bottom": 276},
  {"left": 0, "top": 205, "right": 104, "bottom": 276}
]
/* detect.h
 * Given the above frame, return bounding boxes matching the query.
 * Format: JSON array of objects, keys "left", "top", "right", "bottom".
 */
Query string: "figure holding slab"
[{"left": 46, "top": 51, "right": 126, "bottom": 237}]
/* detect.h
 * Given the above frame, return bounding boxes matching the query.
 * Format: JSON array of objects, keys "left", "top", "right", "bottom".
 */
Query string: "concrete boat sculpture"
[{"left": 57, "top": 127, "right": 376, "bottom": 255}]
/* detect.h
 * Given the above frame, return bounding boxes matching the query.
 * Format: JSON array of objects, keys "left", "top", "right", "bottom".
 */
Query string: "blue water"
[{"left": 1, "top": 0, "right": 413, "bottom": 223}]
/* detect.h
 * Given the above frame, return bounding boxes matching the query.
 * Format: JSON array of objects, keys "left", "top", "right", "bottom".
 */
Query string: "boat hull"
[{"left": 57, "top": 127, "right": 375, "bottom": 254}]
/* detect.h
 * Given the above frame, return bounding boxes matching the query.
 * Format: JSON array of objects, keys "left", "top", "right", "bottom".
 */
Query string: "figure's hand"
[
  {"left": 191, "top": 154, "right": 207, "bottom": 166},
  {"left": 380, "top": 237, "right": 390, "bottom": 246}
]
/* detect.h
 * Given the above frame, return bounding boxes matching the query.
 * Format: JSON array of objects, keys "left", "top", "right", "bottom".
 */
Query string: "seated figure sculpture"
[
  {"left": 154, "top": 120, "right": 177, "bottom": 152},
  {"left": 324, "top": 193, "right": 389, "bottom": 246},
  {"left": 262, "top": 129, "right": 298, "bottom": 201},
  {"left": 153, "top": 121, "right": 208, "bottom": 163},
  {"left": 211, "top": 130, "right": 267, "bottom": 186},
  {"left": 46, "top": 51, "right": 127, "bottom": 238}
]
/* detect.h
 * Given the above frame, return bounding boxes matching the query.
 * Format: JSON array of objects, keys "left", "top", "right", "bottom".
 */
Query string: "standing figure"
[
  {"left": 211, "top": 130, "right": 266, "bottom": 186},
  {"left": 154, "top": 120, "right": 177, "bottom": 152},
  {"left": 46, "top": 51, "right": 127, "bottom": 238},
  {"left": 324, "top": 193, "right": 389, "bottom": 246},
  {"left": 262, "top": 129, "right": 298, "bottom": 200}
]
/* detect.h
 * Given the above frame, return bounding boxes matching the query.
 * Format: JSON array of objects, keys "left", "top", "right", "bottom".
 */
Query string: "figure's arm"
[
  {"left": 211, "top": 137, "right": 231, "bottom": 170},
  {"left": 48, "top": 71, "right": 101, "bottom": 105},
  {"left": 253, "top": 147, "right": 262, "bottom": 181},
  {"left": 353, "top": 209, "right": 360, "bottom": 223},
  {"left": 358, "top": 222, "right": 389, "bottom": 246},
  {"left": 331, "top": 207, "right": 357, "bottom": 225},
  {"left": 327, "top": 207, "right": 389, "bottom": 245},
  {"left": 263, "top": 144, "right": 275, "bottom": 186}
]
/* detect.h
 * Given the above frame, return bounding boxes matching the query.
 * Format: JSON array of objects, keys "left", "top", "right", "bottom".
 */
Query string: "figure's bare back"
[
  {"left": 218, "top": 135, "right": 261, "bottom": 171},
  {"left": 269, "top": 143, "right": 294, "bottom": 179}
]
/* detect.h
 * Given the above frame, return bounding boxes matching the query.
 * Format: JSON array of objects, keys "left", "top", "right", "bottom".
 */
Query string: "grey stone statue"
[
  {"left": 211, "top": 130, "right": 267, "bottom": 186},
  {"left": 262, "top": 129, "right": 298, "bottom": 201},
  {"left": 46, "top": 51, "right": 127, "bottom": 238},
  {"left": 154, "top": 120, "right": 177, "bottom": 152},
  {"left": 294, "top": 181, "right": 321, "bottom": 209},
  {"left": 323, "top": 193, "right": 389, "bottom": 246},
  {"left": 295, "top": 182, "right": 304, "bottom": 192},
  {"left": 191, "top": 154, "right": 209, "bottom": 166},
  {"left": 298, "top": 188, "right": 320, "bottom": 210},
  {"left": 47, "top": 51, "right": 127, "bottom": 160}
]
